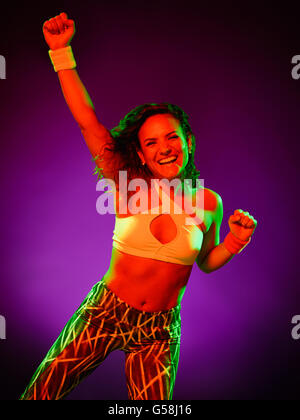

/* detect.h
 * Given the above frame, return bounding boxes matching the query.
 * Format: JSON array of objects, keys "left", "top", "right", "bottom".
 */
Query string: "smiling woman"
[
  {"left": 92, "top": 102, "right": 200, "bottom": 190},
  {"left": 20, "top": 12, "right": 258, "bottom": 401}
]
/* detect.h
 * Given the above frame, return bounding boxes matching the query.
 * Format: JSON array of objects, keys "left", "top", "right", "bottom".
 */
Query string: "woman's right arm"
[{"left": 43, "top": 13, "right": 120, "bottom": 180}]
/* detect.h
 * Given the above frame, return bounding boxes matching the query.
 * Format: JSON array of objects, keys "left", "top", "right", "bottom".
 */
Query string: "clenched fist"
[
  {"left": 228, "top": 209, "right": 257, "bottom": 242},
  {"left": 43, "top": 12, "right": 75, "bottom": 50}
]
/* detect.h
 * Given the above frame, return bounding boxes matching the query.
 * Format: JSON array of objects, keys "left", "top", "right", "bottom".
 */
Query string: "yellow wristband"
[{"left": 48, "top": 46, "right": 76, "bottom": 72}]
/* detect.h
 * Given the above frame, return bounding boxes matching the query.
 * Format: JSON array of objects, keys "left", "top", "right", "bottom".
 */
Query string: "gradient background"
[{"left": 0, "top": 0, "right": 299, "bottom": 400}]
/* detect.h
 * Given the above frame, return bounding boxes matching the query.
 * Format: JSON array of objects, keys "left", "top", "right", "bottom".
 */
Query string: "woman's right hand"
[{"left": 43, "top": 12, "right": 75, "bottom": 50}]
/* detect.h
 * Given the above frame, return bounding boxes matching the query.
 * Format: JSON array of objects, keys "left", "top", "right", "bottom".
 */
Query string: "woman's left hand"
[{"left": 228, "top": 209, "right": 257, "bottom": 242}]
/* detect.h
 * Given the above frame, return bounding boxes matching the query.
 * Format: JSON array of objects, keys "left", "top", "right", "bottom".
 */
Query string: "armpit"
[{"left": 92, "top": 141, "right": 123, "bottom": 185}]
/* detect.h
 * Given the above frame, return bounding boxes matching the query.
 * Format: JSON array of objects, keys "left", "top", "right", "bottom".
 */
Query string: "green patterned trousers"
[{"left": 20, "top": 279, "right": 181, "bottom": 400}]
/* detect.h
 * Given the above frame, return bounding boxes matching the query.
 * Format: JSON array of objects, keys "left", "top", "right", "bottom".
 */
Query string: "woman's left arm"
[{"left": 197, "top": 193, "right": 257, "bottom": 273}]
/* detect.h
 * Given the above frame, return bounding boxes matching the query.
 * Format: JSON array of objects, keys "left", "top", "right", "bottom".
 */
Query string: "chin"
[
  {"left": 148, "top": 161, "right": 186, "bottom": 181},
  {"left": 153, "top": 169, "right": 181, "bottom": 180}
]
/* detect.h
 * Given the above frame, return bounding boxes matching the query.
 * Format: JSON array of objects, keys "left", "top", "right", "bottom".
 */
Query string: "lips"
[{"left": 157, "top": 156, "right": 178, "bottom": 165}]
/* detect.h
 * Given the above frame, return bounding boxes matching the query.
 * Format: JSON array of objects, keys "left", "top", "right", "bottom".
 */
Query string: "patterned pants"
[{"left": 20, "top": 279, "right": 181, "bottom": 400}]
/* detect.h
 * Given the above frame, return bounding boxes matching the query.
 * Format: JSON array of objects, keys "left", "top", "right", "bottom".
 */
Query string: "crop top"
[{"left": 111, "top": 184, "right": 205, "bottom": 266}]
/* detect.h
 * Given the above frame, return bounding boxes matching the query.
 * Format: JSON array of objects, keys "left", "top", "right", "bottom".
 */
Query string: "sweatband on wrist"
[
  {"left": 48, "top": 46, "right": 76, "bottom": 72},
  {"left": 224, "top": 232, "right": 251, "bottom": 255}
]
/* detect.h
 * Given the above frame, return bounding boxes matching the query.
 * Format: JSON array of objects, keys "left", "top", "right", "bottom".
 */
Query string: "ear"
[{"left": 137, "top": 149, "right": 145, "bottom": 165}]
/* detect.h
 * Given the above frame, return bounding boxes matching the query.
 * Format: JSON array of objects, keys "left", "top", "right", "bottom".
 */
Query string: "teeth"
[{"left": 158, "top": 156, "right": 177, "bottom": 164}]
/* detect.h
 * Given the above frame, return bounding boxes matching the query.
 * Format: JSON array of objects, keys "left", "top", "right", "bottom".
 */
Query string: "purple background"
[{"left": 0, "top": 1, "right": 299, "bottom": 400}]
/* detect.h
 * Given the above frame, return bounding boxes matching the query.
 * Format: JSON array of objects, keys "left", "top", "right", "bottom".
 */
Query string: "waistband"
[{"left": 87, "top": 279, "right": 181, "bottom": 329}]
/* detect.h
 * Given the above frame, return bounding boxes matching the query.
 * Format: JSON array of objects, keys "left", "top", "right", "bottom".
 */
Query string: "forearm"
[
  {"left": 57, "top": 67, "right": 97, "bottom": 129},
  {"left": 44, "top": 14, "right": 100, "bottom": 130},
  {"left": 200, "top": 242, "right": 234, "bottom": 274}
]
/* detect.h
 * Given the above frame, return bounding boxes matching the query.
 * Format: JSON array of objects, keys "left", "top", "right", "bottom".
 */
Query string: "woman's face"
[{"left": 137, "top": 113, "right": 192, "bottom": 180}]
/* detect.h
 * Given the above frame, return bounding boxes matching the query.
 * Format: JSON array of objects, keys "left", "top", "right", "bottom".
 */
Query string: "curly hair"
[{"left": 93, "top": 103, "right": 200, "bottom": 188}]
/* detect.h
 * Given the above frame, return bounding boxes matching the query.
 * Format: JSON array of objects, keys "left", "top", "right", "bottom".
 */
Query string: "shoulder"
[
  {"left": 193, "top": 186, "right": 223, "bottom": 213},
  {"left": 191, "top": 186, "right": 223, "bottom": 232},
  {"left": 205, "top": 188, "right": 223, "bottom": 213}
]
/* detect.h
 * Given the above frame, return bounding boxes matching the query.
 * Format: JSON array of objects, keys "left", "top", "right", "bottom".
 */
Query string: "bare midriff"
[
  {"left": 102, "top": 247, "right": 193, "bottom": 312},
  {"left": 100, "top": 183, "right": 207, "bottom": 312}
]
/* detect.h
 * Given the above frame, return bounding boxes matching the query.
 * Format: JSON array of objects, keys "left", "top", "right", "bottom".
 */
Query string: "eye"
[
  {"left": 146, "top": 142, "right": 155, "bottom": 147},
  {"left": 169, "top": 135, "right": 179, "bottom": 140}
]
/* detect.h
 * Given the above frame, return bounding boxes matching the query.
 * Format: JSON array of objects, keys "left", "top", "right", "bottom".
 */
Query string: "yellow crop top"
[{"left": 112, "top": 185, "right": 205, "bottom": 266}]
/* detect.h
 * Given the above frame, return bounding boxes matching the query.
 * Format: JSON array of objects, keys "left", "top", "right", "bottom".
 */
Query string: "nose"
[{"left": 159, "top": 143, "right": 172, "bottom": 156}]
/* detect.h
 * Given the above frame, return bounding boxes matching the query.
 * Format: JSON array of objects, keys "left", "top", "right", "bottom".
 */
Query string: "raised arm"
[{"left": 42, "top": 12, "right": 121, "bottom": 180}]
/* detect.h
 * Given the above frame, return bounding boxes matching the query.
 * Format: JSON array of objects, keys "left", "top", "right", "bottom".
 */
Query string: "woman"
[{"left": 20, "top": 12, "right": 257, "bottom": 400}]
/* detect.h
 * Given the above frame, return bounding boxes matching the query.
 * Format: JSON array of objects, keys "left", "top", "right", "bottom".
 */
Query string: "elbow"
[
  {"left": 196, "top": 255, "right": 214, "bottom": 274},
  {"left": 201, "top": 268, "right": 214, "bottom": 274},
  {"left": 197, "top": 262, "right": 214, "bottom": 274},
  {"left": 202, "top": 268, "right": 213, "bottom": 274},
  {"left": 78, "top": 110, "right": 100, "bottom": 132}
]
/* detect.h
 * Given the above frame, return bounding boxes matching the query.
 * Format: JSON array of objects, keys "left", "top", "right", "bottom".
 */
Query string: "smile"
[{"left": 157, "top": 156, "right": 178, "bottom": 165}]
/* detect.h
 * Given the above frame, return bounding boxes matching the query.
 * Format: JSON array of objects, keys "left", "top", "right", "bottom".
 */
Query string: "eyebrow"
[{"left": 143, "top": 131, "right": 177, "bottom": 143}]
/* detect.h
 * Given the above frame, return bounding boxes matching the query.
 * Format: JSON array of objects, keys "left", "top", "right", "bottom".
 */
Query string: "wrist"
[
  {"left": 224, "top": 231, "right": 251, "bottom": 255},
  {"left": 49, "top": 44, "right": 69, "bottom": 51},
  {"left": 48, "top": 46, "right": 76, "bottom": 72}
]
